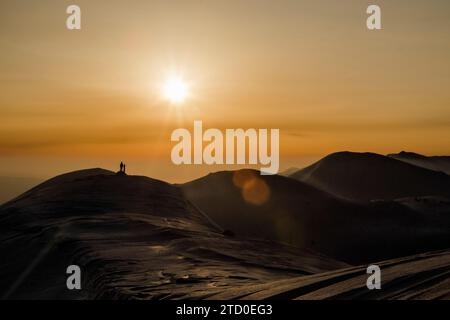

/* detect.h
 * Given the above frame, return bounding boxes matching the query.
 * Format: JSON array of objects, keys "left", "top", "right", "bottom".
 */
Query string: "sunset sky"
[{"left": 1, "top": 0, "right": 450, "bottom": 182}]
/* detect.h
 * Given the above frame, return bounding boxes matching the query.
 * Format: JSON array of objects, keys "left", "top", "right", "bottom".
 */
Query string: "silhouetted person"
[
  {"left": 120, "top": 162, "right": 124, "bottom": 173},
  {"left": 123, "top": 163, "right": 126, "bottom": 174}
]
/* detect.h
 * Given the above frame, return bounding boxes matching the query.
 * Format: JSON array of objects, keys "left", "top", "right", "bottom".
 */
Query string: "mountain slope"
[
  {"left": 0, "top": 169, "right": 346, "bottom": 299},
  {"left": 289, "top": 152, "right": 450, "bottom": 202},
  {"left": 207, "top": 249, "right": 450, "bottom": 300},
  {"left": 388, "top": 151, "right": 450, "bottom": 175},
  {"left": 182, "top": 169, "right": 450, "bottom": 264}
]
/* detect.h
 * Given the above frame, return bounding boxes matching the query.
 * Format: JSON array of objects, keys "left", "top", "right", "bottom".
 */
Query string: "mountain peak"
[
  {"left": 389, "top": 151, "right": 427, "bottom": 159},
  {"left": 289, "top": 151, "right": 450, "bottom": 201}
]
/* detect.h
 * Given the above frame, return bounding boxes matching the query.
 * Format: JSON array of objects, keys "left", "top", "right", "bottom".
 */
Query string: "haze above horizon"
[{"left": 1, "top": 0, "right": 450, "bottom": 181}]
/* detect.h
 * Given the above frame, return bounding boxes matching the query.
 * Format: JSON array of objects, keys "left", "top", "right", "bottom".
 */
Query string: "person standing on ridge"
[{"left": 120, "top": 161, "right": 124, "bottom": 173}]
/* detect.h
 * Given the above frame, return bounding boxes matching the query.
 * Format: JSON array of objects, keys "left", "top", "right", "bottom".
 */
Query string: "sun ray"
[{"left": 162, "top": 75, "right": 189, "bottom": 104}]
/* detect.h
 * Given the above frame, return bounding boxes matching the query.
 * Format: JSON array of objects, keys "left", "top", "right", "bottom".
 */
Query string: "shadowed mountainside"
[
  {"left": 388, "top": 151, "right": 450, "bottom": 175},
  {"left": 0, "top": 167, "right": 449, "bottom": 300},
  {"left": 289, "top": 152, "right": 450, "bottom": 202},
  {"left": 206, "top": 249, "right": 450, "bottom": 300},
  {"left": 182, "top": 169, "right": 450, "bottom": 264},
  {"left": 0, "top": 169, "right": 346, "bottom": 299}
]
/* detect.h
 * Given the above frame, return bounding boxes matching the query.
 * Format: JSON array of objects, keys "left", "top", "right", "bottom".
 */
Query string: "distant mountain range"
[
  {"left": 388, "top": 151, "right": 450, "bottom": 175},
  {"left": 182, "top": 167, "right": 450, "bottom": 264},
  {"left": 288, "top": 152, "right": 450, "bottom": 202}
]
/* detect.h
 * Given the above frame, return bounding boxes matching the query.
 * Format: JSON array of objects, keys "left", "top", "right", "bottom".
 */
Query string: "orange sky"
[{"left": 1, "top": 0, "right": 450, "bottom": 182}]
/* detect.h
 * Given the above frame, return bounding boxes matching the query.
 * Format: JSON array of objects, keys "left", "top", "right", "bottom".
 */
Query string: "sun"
[{"left": 162, "top": 75, "right": 189, "bottom": 104}]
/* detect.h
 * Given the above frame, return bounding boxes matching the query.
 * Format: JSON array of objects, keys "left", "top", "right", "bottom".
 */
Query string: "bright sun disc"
[{"left": 163, "top": 76, "right": 188, "bottom": 104}]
